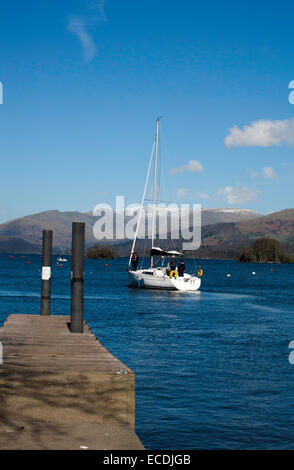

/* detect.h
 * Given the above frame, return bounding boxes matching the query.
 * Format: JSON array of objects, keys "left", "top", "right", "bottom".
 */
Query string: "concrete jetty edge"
[{"left": 0, "top": 314, "right": 145, "bottom": 450}]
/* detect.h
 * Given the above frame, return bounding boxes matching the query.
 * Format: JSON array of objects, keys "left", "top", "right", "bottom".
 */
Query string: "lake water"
[{"left": 1, "top": 254, "right": 294, "bottom": 449}]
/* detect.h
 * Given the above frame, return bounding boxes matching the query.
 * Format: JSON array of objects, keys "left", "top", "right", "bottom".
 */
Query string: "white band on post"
[{"left": 41, "top": 266, "right": 51, "bottom": 280}]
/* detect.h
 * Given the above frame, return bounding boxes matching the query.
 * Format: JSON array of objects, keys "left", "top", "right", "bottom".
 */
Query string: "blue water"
[{"left": 1, "top": 254, "right": 294, "bottom": 449}]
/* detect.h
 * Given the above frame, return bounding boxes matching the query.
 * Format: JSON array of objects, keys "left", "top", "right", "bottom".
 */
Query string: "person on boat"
[
  {"left": 131, "top": 252, "right": 139, "bottom": 271},
  {"left": 178, "top": 259, "right": 186, "bottom": 277},
  {"left": 170, "top": 255, "right": 177, "bottom": 271}
]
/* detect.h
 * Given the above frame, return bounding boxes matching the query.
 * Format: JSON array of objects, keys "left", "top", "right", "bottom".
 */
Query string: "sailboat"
[{"left": 127, "top": 118, "right": 202, "bottom": 291}]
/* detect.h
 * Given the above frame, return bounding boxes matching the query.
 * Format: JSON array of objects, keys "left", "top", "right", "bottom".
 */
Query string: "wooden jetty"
[{"left": 0, "top": 314, "right": 144, "bottom": 450}]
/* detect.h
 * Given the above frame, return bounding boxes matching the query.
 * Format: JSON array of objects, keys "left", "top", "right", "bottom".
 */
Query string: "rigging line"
[
  {"left": 157, "top": 130, "right": 162, "bottom": 201},
  {"left": 141, "top": 235, "right": 148, "bottom": 269},
  {"left": 159, "top": 121, "right": 173, "bottom": 206},
  {"left": 151, "top": 118, "right": 160, "bottom": 250},
  {"left": 128, "top": 138, "right": 156, "bottom": 268}
]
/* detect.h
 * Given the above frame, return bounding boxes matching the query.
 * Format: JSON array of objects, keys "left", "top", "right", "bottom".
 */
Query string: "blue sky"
[{"left": 0, "top": 0, "right": 294, "bottom": 222}]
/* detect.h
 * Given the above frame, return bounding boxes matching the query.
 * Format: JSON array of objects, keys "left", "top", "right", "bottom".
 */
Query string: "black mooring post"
[
  {"left": 70, "top": 222, "right": 85, "bottom": 333},
  {"left": 40, "top": 229, "right": 53, "bottom": 316}
]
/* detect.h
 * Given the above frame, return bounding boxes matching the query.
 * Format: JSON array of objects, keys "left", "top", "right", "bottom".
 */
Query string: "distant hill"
[
  {"left": 112, "top": 209, "right": 294, "bottom": 259},
  {"left": 197, "top": 209, "right": 294, "bottom": 259},
  {"left": 0, "top": 208, "right": 260, "bottom": 253},
  {"left": 201, "top": 208, "right": 260, "bottom": 226},
  {"left": 0, "top": 236, "right": 40, "bottom": 254},
  {"left": 1, "top": 207, "right": 293, "bottom": 259},
  {"left": 0, "top": 210, "right": 98, "bottom": 252}
]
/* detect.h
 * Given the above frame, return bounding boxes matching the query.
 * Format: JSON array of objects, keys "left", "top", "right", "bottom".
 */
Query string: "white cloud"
[
  {"left": 89, "top": 0, "right": 107, "bottom": 21},
  {"left": 225, "top": 118, "right": 294, "bottom": 148},
  {"left": 67, "top": 16, "right": 97, "bottom": 62},
  {"left": 250, "top": 167, "right": 278, "bottom": 179},
  {"left": 261, "top": 166, "right": 277, "bottom": 179},
  {"left": 195, "top": 192, "right": 211, "bottom": 200},
  {"left": 170, "top": 160, "right": 204, "bottom": 175},
  {"left": 217, "top": 185, "right": 260, "bottom": 205},
  {"left": 176, "top": 187, "right": 188, "bottom": 198},
  {"left": 66, "top": 2, "right": 108, "bottom": 62}
]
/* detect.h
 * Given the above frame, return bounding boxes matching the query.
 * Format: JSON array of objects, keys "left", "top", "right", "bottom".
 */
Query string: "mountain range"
[
  {"left": 197, "top": 208, "right": 294, "bottom": 259},
  {"left": 0, "top": 208, "right": 260, "bottom": 254},
  {"left": 0, "top": 207, "right": 293, "bottom": 259}
]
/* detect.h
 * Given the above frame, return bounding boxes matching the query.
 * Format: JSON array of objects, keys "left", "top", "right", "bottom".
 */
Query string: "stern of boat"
[{"left": 171, "top": 274, "right": 201, "bottom": 291}]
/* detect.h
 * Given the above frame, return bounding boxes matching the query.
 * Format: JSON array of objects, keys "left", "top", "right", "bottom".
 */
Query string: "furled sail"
[{"left": 151, "top": 247, "right": 183, "bottom": 257}]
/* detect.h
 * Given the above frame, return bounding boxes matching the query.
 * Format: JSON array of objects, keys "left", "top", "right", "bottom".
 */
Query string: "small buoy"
[
  {"left": 252, "top": 272, "right": 256, "bottom": 275},
  {"left": 105, "top": 263, "right": 108, "bottom": 267},
  {"left": 226, "top": 273, "right": 231, "bottom": 277},
  {"left": 270, "top": 268, "right": 274, "bottom": 272},
  {"left": 27, "top": 261, "right": 31, "bottom": 264}
]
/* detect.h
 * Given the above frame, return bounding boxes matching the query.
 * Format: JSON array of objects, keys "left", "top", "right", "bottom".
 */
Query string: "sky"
[{"left": 0, "top": 0, "right": 294, "bottom": 222}]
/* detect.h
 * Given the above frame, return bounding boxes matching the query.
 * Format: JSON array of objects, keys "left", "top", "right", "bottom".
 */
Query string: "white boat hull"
[{"left": 128, "top": 268, "right": 201, "bottom": 292}]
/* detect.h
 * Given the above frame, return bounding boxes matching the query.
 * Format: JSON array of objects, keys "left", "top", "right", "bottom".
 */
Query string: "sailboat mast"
[
  {"left": 150, "top": 117, "right": 160, "bottom": 267},
  {"left": 128, "top": 136, "right": 156, "bottom": 269}
]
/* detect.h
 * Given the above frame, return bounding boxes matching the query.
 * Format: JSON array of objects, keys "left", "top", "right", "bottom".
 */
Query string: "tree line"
[
  {"left": 86, "top": 244, "right": 117, "bottom": 259},
  {"left": 235, "top": 238, "right": 294, "bottom": 263}
]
